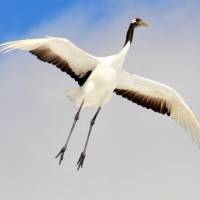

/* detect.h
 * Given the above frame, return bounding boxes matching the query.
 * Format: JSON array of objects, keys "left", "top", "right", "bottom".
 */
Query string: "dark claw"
[
  {"left": 77, "top": 151, "right": 86, "bottom": 170},
  {"left": 55, "top": 146, "right": 67, "bottom": 165}
]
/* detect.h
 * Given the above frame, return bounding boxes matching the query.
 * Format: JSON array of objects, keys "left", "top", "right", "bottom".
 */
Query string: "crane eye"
[{"left": 136, "top": 18, "right": 141, "bottom": 22}]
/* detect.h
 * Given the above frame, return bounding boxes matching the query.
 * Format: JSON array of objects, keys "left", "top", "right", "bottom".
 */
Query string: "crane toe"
[
  {"left": 55, "top": 146, "right": 67, "bottom": 165},
  {"left": 77, "top": 151, "right": 86, "bottom": 170}
]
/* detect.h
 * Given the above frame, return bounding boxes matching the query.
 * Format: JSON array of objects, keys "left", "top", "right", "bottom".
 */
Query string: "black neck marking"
[{"left": 124, "top": 23, "right": 136, "bottom": 47}]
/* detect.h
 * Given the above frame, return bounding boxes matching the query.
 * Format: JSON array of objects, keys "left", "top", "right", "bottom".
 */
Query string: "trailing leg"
[
  {"left": 55, "top": 101, "right": 84, "bottom": 165},
  {"left": 77, "top": 107, "right": 101, "bottom": 170}
]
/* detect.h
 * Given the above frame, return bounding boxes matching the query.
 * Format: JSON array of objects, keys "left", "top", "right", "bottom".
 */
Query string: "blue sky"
[
  {"left": 0, "top": 0, "right": 115, "bottom": 40},
  {"left": 1, "top": 0, "right": 196, "bottom": 41},
  {"left": 0, "top": 0, "right": 75, "bottom": 39}
]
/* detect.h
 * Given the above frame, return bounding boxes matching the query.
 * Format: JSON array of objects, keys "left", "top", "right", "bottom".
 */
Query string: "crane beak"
[{"left": 140, "top": 21, "right": 149, "bottom": 27}]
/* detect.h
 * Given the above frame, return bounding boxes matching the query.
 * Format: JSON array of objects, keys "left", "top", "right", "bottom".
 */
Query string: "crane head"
[{"left": 131, "top": 18, "right": 149, "bottom": 27}]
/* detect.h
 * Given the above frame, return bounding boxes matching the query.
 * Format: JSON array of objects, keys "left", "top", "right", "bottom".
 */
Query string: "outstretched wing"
[
  {"left": 0, "top": 36, "right": 99, "bottom": 86},
  {"left": 115, "top": 70, "right": 200, "bottom": 142}
]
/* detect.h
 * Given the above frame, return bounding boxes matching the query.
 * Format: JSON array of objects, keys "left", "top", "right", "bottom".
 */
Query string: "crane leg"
[
  {"left": 55, "top": 101, "right": 84, "bottom": 165},
  {"left": 77, "top": 106, "right": 101, "bottom": 170}
]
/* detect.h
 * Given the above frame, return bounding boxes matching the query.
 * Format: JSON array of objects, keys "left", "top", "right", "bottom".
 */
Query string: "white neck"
[
  {"left": 119, "top": 42, "right": 131, "bottom": 60},
  {"left": 113, "top": 42, "right": 131, "bottom": 70}
]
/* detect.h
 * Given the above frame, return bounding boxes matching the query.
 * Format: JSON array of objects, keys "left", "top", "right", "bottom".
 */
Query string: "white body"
[{"left": 69, "top": 44, "right": 130, "bottom": 108}]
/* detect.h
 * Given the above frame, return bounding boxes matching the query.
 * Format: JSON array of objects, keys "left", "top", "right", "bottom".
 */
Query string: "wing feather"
[
  {"left": 0, "top": 37, "right": 99, "bottom": 86},
  {"left": 115, "top": 70, "right": 200, "bottom": 143}
]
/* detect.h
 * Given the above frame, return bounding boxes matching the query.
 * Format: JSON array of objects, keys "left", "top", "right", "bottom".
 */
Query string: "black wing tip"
[
  {"left": 30, "top": 47, "right": 92, "bottom": 86},
  {"left": 114, "top": 89, "right": 171, "bottom": 116}
]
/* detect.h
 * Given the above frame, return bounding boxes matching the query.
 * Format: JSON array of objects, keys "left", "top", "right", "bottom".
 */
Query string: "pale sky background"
[{"left": 0, "top": 1, "right": 200, "bottom": 200}]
